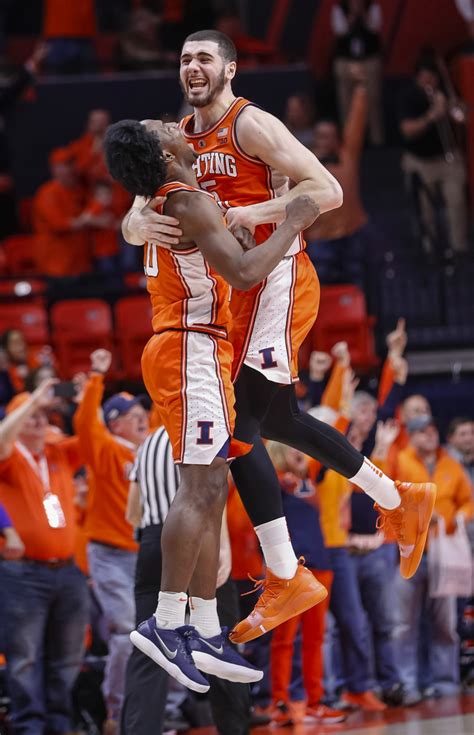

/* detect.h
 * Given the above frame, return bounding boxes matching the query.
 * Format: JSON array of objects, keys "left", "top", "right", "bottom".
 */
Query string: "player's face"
[
  {"left": 180, "top": 41, "right": 231, "bottom": 108},
  {"left": 143, "top": 120, "right": 196, "bottom": 165}
]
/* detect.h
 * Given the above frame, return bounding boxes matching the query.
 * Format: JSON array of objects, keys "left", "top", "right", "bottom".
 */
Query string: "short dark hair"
[
  {"left": 104, "top": 120, "right": 167, "bottom": 198},
  {"left": 447, "top": 416, "right": 473, "bottom": 438},
  {"left": 183, "top": 29, "right": 237, "bottom": 63}
]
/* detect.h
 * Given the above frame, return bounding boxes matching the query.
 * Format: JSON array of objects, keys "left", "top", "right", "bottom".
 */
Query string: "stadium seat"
[
  {"left": 124, "top": 272, "right": 147, "bottom": 292},
  {"left": 114, "top": 295, "right": 153, "bottom": 380},
  {"left": 0, "top": 302, "right": 49, "bottom": 345},
  {"left": 50, "top": 299, "right": 114, "bottom": 378},
  {"left": 0, "top": 278, "right": 46, "bottom": 304},
  {"left": 2, "top": 234, "right": 39, "bottom": 275},
  {"left": 308, "top": 285, "right": 378, "bottom": 371}
]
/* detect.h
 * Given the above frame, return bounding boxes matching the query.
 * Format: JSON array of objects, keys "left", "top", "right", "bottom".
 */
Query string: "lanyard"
[{"left": 16, "top": 442, "right": 50, "bottom": 493}]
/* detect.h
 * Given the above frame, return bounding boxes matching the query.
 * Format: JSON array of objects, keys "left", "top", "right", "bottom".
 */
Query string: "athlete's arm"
[
  {"left": 226, "top": 106, "right": 343, "bottom": 233},
  {"left": 168, "top": 191, "right": 319, "bottom": 291},
  {"left": 121, "top": 195, "right": 182, "bottom": 247}
]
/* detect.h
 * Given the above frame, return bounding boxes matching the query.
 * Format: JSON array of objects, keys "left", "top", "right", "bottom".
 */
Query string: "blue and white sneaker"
[
  {"left": 130, "top": 619, "right": 210, "bottom": 693},
  {"left": 187, "top": 627, "right": 264, "bottom": 683}
]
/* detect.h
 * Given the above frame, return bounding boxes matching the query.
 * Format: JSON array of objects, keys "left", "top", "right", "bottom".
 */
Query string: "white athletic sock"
[
  {"left": 154, "top": 591, "right": 188, "bottom": 629},
  {"left": 350, "top": 458, "right": 401, "bottom": 510},
  {"left": 189, "top": 597, "right": 221, "bottom": 638},
  {"left": 255, "top": 517, "right": 298, "bottom": 580}
]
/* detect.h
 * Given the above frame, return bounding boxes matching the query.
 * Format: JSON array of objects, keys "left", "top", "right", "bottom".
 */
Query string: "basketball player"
[
  {"left": 122, "top": 30, "right": 436, "bottom": 645},
  {"left": 104, "top": 118, "right": 323, "bottom": 691}
]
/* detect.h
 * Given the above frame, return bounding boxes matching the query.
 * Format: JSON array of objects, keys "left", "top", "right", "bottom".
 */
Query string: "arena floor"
[{"left": 191, "top": 695, "right": 474, "bottom": 734}]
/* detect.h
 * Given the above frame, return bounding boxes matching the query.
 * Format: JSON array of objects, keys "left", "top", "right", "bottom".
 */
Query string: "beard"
[{"left": 181, "top": 67, "right": 226, "bottom": 108}]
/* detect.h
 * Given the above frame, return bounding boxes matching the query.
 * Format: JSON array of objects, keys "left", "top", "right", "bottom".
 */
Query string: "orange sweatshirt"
[{"left": 73, "top": 374, "right": 138, "bottom": 552}]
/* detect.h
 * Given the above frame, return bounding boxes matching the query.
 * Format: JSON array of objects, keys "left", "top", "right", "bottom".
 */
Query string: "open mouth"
[{"left": 188, "top": 78, "right": 208, "bottom": 92}]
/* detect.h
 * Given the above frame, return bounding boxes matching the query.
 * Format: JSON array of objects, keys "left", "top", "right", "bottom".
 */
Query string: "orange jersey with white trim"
[
  {"left": 181, "top": 97, "right": 304, "bottom": 256},
  {"left": 144, "top": 181, "right": 232, "bottom": 339}
]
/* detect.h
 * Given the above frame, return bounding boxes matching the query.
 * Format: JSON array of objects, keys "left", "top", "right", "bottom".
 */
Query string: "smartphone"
[{"left": 53, "top": 382, "right": 78, "bottom": 399}]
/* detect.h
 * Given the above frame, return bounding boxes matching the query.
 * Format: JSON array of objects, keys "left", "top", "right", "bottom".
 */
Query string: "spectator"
[
  {"left": 306, "top": 86, "right": 369, "bottom": 287},
  {"left": 266, "top": 441, "right": 345, "bottom": 726},
  {"left": 43, "top": 0, "right": 97, "bottom": 74},
  {"left": 32, "top": 147, "right": 93, "bottom": 276},
  {"left": 399, "top": 56, "right": 469, "bottom": 256},
  {"left": 332, "top": 0, "right": 384, "bottom": 145},
  {"left": 392, "top": 414, "right": 474, "bottom": 704},
  {"left": 349, "top": 418, "right": 403, "bottom": 705},
  {"left": 446, "top": 417, "right": 474, "bottom": 485},
  {"left": 215, "top": 13, "right": 279, "bottom": 66},
  {"left": 0, "top": 43, "right": 46, "bottom": 238},
  {"left": 82, "top": 180, "right": 121, "bottom": 273},
  {"left": 73, "top": 348, "right": 149, "bottom": 734},
  {"left": 0, "top": 328, "right": 55, "bottom": 393},
  {"left": 283, "top": 92, "right": 316, "bottom": 148},
  {"left": 117, "top": 6, "right": 177, "bottom": 71},
  {"left": 68, "top": 108, "right": 111, "bottom": 189},
  {"left": 0, "top": 380, "right": 89, "bottom": 734}
]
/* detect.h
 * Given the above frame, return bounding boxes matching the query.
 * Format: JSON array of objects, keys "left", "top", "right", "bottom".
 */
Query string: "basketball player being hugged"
[
  {"left": 104, "top": 118, "right": 322, "bottom": 692},
  {"left": 122, "top": 29, "right": 436, "bottom": 647}
]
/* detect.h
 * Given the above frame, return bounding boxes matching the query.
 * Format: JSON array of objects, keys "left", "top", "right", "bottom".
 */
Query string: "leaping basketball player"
[{"left": 121, "top": 31, "right": 436, "bottom": 646}]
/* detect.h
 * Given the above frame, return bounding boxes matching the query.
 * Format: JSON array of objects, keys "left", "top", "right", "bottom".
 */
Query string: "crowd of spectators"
[
  {"left": 0, "top": 317, "right": 473, "bottom": 733},
  {"left": 0, "top": 2, "right": 473, "bottom": 734}
]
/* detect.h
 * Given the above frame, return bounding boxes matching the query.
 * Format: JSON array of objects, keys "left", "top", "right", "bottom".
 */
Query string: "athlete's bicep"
[{"left": 236, "top": 107, "right": 339, "bottom": 188}]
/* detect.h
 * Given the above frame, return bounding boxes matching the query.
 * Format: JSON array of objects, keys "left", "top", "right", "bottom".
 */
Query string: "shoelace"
[
  {"left": 241, "top": 574, "right": 281, "bottom": 608},
  {"left": 376, "top": 507, "right": 405, "bottom": 541}
]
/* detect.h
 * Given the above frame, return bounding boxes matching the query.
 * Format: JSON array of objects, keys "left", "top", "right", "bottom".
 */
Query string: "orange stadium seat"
[
  {"left": 50, "top": 299, "right": 114, "bottom": 377},
  {"left": 310, "top": 285, "right": 379, "bottom": 371},
  {"left": 0, "top": 302, "right": 49, "bottom": 345},
  {"left": 2, "top": 234, "right": 39, "bottom": 275},
  {"left": 114, "top": 295, "right": 153, "bottom": 380}
]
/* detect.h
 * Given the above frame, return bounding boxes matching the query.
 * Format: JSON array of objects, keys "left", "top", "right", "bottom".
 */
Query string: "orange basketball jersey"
[
  {"left": 181, "top": 97, "right": 319, "bottom": 385},
  {"left": 181, "top": 97, "right": 304, "bottom": 255},
  {"left": 144, "top": 181, "right": 232, "bottom": 339}
]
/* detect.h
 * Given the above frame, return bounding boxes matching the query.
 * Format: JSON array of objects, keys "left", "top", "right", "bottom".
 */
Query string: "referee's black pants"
[{"left": 121, "top": 524, "right": 251, "bottom": 735}]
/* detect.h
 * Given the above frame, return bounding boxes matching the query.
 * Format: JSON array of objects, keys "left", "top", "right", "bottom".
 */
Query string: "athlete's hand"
[
  {"left": 225, "top": 206, "right": 258, "bottom": 236},
  {"left": 233, "top": 226, "right": 256, "bottom": 251},
  {"left": 386, "top": 317, "right": 407, "bottom": 357},
  {"left": 285, "top": 196, "right": 320, "bottom": 231},
  {"left": 90, "top": 349, "right": 112, "bottom": 375},
  {"left": 374, "top": 419, "right": 400, "bottom": 456},
  {"left": 127, "top": 197, "right": 182, "bottom": 247}
]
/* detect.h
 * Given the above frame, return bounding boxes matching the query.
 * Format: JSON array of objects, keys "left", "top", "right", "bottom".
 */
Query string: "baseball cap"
[
  {"left": 103, "top": 392, "right": 143, "bottom": 425},
  {"left": 406, "top": 414, "right": 436, "bottom": 435}
]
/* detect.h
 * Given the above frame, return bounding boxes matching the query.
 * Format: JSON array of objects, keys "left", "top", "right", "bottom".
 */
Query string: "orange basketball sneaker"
[
  {"left": 375, "top": 481, "right": 436, "bottom": 579},
  {"left": 229, "top": 558, "right": 327, "bottom": 644}
]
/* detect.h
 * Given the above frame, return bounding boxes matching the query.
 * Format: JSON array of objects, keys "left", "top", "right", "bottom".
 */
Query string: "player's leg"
[{"left": 229, "top": 365, "right": 327, "bottom": 644}]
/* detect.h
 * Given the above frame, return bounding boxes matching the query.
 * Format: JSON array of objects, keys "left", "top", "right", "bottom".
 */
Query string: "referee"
[{"left": 121, "top": 426, "right": 252, "bottom": 735}]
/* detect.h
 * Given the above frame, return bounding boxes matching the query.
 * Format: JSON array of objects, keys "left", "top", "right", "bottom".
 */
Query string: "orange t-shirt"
[
  {"left": 0, "top": 439, "right": 82, "bottom": 560},
  {"left": 73, "top": 374, "right": 138, "bottom": 552},
  {"left": 33, "top": 179, "right": 92, "bottom": 276},
  {"left": 68, "top": 134, "right": 109, "bottom": 186},
  {"left": 43, "top": 0, "right": 97, "bottom": 38}
]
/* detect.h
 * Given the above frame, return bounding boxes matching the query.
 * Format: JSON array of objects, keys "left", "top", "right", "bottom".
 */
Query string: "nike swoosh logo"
[
  {"left": 154, "top": 630, "right": 178, "bottom": 659},
  {"left": 198, "top": 638, "right": 224, "bottom": 655}
]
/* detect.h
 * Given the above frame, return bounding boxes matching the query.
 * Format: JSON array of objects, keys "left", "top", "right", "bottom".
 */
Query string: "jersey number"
[
  {"left": 145, "top": 243, "right": 159, "bottom": 277},
  {"left": 200, "top": 180, "right": 230, "bottom": 213}
]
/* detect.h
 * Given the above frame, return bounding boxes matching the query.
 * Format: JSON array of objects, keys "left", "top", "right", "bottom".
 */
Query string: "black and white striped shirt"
[{"left": 130, "top": 427, "right": 179, "bottom": 528}]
